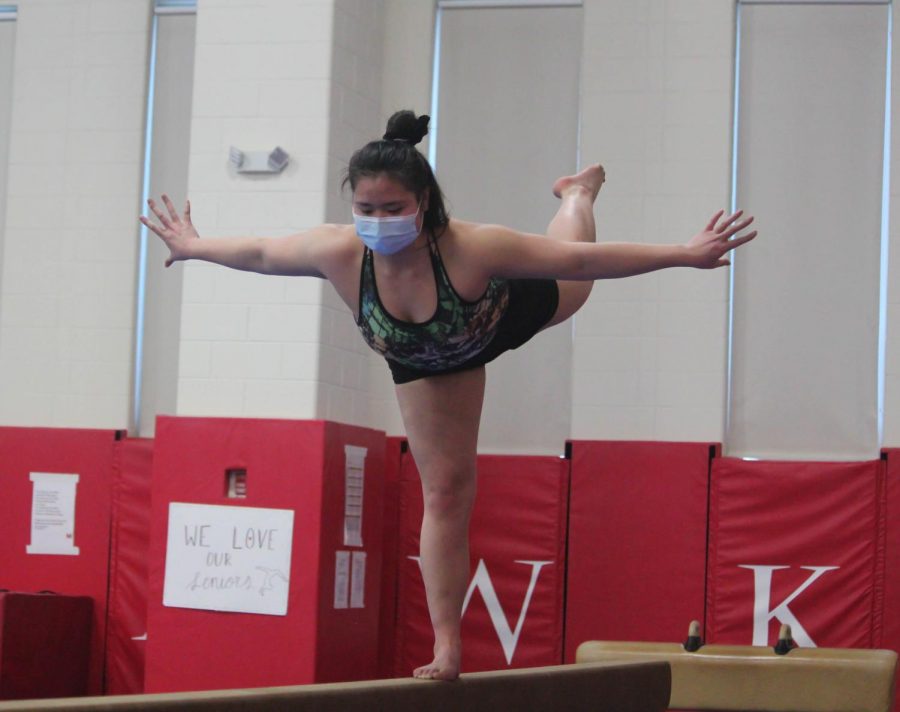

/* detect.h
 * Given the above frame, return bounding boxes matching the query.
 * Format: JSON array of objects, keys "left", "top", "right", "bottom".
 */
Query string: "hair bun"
[{"left": 383, "top": 110, "right": 430, "bottom": 145}]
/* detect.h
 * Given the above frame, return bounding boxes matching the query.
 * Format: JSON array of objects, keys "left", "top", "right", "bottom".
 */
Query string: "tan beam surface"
[
  {"left": 577, "top": 641, "right": 897, "bottom": 712},
  {"left": 0, "top": 661, "right": 670, "bottom": 712}
]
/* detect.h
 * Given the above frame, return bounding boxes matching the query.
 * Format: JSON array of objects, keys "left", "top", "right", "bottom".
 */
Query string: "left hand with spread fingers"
[{"left": 684, "top": 209, "right": 757, "bottom": 269}]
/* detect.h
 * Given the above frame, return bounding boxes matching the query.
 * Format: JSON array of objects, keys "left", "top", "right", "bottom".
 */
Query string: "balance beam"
[
  {"left": 0, "top": 661, "right": 670, "bottom": 712},
  {"left": 577, "top": 640, "right": 898, "bottom": 712}
]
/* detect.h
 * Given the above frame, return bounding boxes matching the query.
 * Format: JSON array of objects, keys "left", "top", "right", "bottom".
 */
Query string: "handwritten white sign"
[{"left": 163, "top": 503, "right": 294, "bottom": 616}]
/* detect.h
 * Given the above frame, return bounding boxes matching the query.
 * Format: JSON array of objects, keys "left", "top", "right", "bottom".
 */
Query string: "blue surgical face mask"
[{"left": 353, "top": 204, "right": 422, "bottom": 255}]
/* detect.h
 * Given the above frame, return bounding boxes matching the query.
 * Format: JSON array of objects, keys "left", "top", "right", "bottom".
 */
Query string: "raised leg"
[
  {"left": 394, "top": 366, "right": 487, "bottom": 681},
  {"left": 543, "top": 164, "right": 606, "bottom": 329}
]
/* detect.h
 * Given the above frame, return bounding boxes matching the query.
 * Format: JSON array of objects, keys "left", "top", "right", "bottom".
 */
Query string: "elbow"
[{"left": 255, "top": 238, "right": 275, "bottom": 274}]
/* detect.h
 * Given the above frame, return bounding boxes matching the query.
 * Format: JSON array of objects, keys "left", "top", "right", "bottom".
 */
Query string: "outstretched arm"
[
  {"left": 139, "top": 194, "right": 336, "bottom": 277},
  {"left": 473, "top": 209, "right": 756, "bottom": 281}
]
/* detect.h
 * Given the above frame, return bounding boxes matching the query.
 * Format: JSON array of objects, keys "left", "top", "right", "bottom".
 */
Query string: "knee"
[{"left": 422, "top": 471, "right": 476, "bottom": 521}]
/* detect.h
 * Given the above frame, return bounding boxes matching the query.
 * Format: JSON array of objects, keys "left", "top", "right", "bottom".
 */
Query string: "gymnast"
[{"left": 141, "top": 110, "right": 756, "bottom": 681}]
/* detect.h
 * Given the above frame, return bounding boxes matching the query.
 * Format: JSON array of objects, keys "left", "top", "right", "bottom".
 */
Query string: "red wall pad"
[
  {"left": 564, "top": 441, "right": 716, "bottom": 662},
  {"left": 395, "top": 454, "right": 569, "bottom": 676},
  {"left": 706, "top": 458, "right": 884, "bottom": 648},
  {"left": 881, "top": 450, "right": 900, "bottom": 712},
  {"left": 0, "top": 592, "right": 93, "bottom": 700},
  {"left": 105, "top": 438, "right": 154, "bottom": 695},
  {"left": 0, "top": 426, "right": 120, "bottom": 696},
  {"left": 377, "top": 437, "right": 407, "bottom": 679},
  {"left": 883, "top": 450, "right": 900, "bottom": 652},
  {"left": 144, "top": 417, "right": 384, "bottom": 693}
]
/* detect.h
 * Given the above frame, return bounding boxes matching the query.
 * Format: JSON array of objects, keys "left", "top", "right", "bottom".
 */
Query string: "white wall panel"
[
  {"left": 728, "top": 3, "right": 888, "bottom": 459},
  {"left": 0, "top": 0, "right": 149, "bottom": 428},
  {"left": 573, "top": 0, "right": 734, "bottom": 443}
]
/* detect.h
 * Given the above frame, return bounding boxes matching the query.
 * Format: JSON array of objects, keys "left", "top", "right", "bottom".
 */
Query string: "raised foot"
[
  {"left": 413, "top": 651, "right": 460, "bottom": 681},
  {"left": 552, "top": 163, "right": 606, "bottom": 199}
]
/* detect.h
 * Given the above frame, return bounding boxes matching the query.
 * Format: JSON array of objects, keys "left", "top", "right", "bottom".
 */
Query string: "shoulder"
[
  {"left": 445, "top": 219, "right": 535, "bottom": 258},
  {"left": 440, "top": 219, "right": 578, "bottom": 281},
  {"left": 292, "top": 223, "right": 361, "bottom": 261},
  {"left": 450, "top": 219, "right": 528, "bottom": 247},
  {"left": 313, "top": 224, "right": 365, "bottom": 277},
  {"left": 313, "top": 223, "right": 361, "bottom": 252},
  {"left": 296, "top": 223, "right": 357, "bottom": 246},
  {"left": 438, "top": 219, "right": 507, "bottom": 251},
  {"left": 433, "top": 219, "right": 520, "bottom": 280},
  {"left": 444, "top": 218, "right": 496, "bottom": 238}
]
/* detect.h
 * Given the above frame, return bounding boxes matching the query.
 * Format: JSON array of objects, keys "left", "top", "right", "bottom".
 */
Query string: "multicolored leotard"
[{"left": 355, "top": 235, "right": 510, "bottom": 371}]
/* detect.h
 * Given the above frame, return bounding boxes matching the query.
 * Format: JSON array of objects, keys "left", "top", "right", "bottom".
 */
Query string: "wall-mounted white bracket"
[{"left": 229, "top": 146, "right": 290, "bottom": 174}]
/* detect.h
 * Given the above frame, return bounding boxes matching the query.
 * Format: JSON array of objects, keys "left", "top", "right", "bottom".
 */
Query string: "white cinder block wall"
[
  {"left": 177, "top": 0, "right": 335, "bottom": 421},
  {"left": 0, "top": 0, "right": 150, "bottom": 428},
  {"left": 572, "top": 0, "right": 735, "bottom": 442},
  {"left": 2, "top": 0, "right": 899, "bottom": 450}
]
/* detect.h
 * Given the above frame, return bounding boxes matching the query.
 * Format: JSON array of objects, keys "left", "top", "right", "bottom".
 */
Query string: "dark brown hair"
[{"left": 342, "top": 110, "right": 450, "bottom": 232}]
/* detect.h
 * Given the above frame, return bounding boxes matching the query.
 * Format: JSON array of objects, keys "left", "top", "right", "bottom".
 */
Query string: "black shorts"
[{"left": 386, "top": 278, "right": 560, "bottom": 385}]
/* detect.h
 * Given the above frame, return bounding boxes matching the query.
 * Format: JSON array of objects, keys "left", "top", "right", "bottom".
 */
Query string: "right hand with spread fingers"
[{"left": 140, "top": 194, "right": 198, "bottom": 267}]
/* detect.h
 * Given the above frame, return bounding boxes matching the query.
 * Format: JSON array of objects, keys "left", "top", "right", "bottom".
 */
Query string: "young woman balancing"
[{"left": 141, "top": 111, "right": 756, "bottom": 681}]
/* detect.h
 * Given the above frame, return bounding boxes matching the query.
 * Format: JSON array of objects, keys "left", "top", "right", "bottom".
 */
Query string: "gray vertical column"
[
  {"left": 728, "top": 2, "right": 889, "bottom": 459},
  {"left": 319, "top": 0, "right": 386, "bottom": 427},
  {"left": 0, "top": 13, "right": 15, "bottom": 294},
  {"left": 137, "top": 9, "right": 196, "bottom": 436},
  {"left": 888, "top": 2, "right": 900, "bottom": 447}
]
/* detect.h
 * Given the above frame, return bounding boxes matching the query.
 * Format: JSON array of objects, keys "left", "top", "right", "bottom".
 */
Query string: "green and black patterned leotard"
[{"left": 356, "top": 234, "right": 510, "bottom": 373}]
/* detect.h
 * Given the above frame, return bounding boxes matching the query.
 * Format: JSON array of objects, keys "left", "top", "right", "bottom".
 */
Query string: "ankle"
[
  {"left": 433, "top": 642, "right": 462, "bottom": 665},
  {"left": 433, "top": 634, "right": 462, "bottom": 654},
  {"left": 560, "top": 183, "right": 593, "bottom": 200}
]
